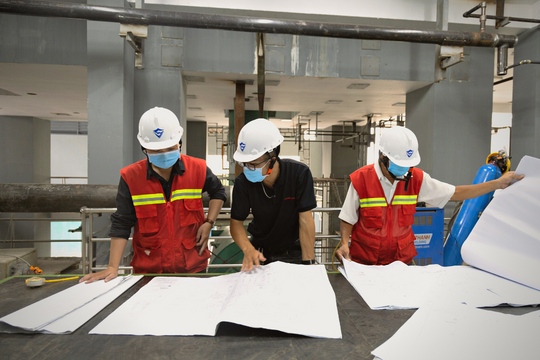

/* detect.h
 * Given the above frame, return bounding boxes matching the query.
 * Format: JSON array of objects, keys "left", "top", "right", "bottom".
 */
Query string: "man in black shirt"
[
  {"left": 231, "top": 119, "right": 317, "bottom": 271},
  {"left": 81, "top": 107, "right": 226, "bottom": 283}
]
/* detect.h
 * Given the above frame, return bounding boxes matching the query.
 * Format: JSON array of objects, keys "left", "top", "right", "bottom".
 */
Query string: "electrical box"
[{"left": 411, "top": 207, "right": 444, "bottom": 266}]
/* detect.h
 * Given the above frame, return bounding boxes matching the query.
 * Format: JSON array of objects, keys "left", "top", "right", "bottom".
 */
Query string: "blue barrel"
[{"left": 443, "top": 164, "right": 501, "bottom": 266}]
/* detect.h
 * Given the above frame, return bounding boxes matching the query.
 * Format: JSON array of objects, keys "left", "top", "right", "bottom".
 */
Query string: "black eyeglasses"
[{"left": 240, "top": 158, "right": 270, "bottom": 171}]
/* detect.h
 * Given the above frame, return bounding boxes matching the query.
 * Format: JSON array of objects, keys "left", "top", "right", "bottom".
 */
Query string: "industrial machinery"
[
  {"left": 412, "top": 207, "right": 445, "bottom": 265},
  {"left": 443, "top": 150, "right": 511, "bottom": 266}
]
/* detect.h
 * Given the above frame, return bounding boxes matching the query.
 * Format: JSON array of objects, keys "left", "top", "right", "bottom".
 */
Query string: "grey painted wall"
[
  {"left": 181, "top": 29, "right": 435, "bottom": 82},
  {"left": 330, "top": 125, "right": 365, "bottom": 179},
  {"left": 186, "top": 121, "right": 207, "bottom": 160},
  {"left": 511, "top": 25, "right": 540, "bottom": 162},
  {"left": 406, "top": 46, "right": 494, "bottom": 186},
  {"left": 0, "top": 116, "right": 50, "bottom": 183},
  {"left": 0, "top": 1, "right": 86, "bottom": 66}
]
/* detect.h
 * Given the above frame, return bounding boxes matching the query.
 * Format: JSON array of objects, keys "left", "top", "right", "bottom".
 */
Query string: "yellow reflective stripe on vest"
[
  {"left": 171, "top": 189, "right": 202, "bottom": 201},
  {"left": 131, "top": 193, "right": 166, "bottom": 206},
  {"left": 359, "top": 197, "right": 387, "bottom": 208},
  {"left": 391, "top": 195, "right": 418, "bottom": 205}
]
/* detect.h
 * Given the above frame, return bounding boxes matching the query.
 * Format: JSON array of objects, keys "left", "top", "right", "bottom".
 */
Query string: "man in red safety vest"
[
  {"left": 337, "top": 126, "right": 523, "bottom": 265},
  {"left": 81, "top": 107, "right": 226, "bottom": 283}
]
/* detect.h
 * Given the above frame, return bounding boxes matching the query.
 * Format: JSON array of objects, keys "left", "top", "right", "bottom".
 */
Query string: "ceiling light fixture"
[
  {"left": 184, "top": 76, "right": 205, "bottom": 83},
  {"left": 325, "top": 100, "right": 342, "bottom": 104},
  {"left": 281, "top": 119, "right": 292, "bottom": 122},
  {"left": 27, "top": 92, "right": 37, "bottom": 95},
  {"left": 347, "top": 83, "right": 370, "bottom": 90}
]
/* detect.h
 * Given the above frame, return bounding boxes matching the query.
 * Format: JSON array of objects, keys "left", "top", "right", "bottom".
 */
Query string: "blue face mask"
[
  {"left": 388, "top": 161, "right": 410, "bottom": 177},
  {"left": 148, "top": 149, "right": 180, "bottom": 169},
  {"left": 243, "top": 160, "right": 270, "bottom": 183}
]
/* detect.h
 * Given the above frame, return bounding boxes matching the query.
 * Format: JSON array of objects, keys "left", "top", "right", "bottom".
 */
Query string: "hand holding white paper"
[{"left": 462, "top": 156, "right": 540, "bottom": 291}]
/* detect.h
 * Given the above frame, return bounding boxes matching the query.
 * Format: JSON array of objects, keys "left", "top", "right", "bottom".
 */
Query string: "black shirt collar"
[{"left": 145, "top": 156, "right": 185, "bottom": 180}]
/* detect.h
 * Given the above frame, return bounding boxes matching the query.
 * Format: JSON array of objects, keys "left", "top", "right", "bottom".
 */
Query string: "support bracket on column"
[
  {"left": 439, "top": 46, "right": 464, "bottom": 69},
  {"left": 120, "top": 24, "right": 148, "bottom": 69}
]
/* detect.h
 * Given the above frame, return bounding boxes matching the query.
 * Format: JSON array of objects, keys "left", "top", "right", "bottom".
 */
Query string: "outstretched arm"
[{"left": 451, "top": 171, "right": 524, "bottom": 201}]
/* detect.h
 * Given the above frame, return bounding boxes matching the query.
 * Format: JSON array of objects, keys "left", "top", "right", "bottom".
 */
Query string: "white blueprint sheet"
[
  {"left": 340, "top": 260, "right": 540, "bottom": 310},
  {"left": 90, "top": 262, "right": 342, "bottom": 339},
  {"left": 372, "top": 304, "right": 540, "bottom": 360},
  {"left": 462, "top": 155, "right": 540, "bottom": 291},
  {"left": 0, "top": 275, "right": 142, "bottom": 334}
]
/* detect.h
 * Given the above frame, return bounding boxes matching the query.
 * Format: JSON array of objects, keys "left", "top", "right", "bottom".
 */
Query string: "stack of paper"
[
  {"left": 372, "top": 304, "right": 540, "bottom": 360},
  {"left": 90, "top": 262, "right": 342, "bottom": 339},
  {"left": 340, "top": 260, "right": 540, "bottom": 310},
  {"left": 0, "top": 275, "right": 142, "bottom": 334}
]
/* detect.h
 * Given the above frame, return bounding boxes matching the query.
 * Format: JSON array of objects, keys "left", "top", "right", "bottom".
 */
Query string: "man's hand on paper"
[
  {"left": 196, "top": 222, "right": 212, "bottom": 255},
  {"left": 242, "top": 246, "right": 266, "bottom": 272},
  {"left": 336, "top": 244, "right": 351, "bottom": 263},
  {"left": 79, "top": 266, "right": 118, "bottom": 284},
  {"left": 498, "top": 171, "right": 524, "bottom": 189}
]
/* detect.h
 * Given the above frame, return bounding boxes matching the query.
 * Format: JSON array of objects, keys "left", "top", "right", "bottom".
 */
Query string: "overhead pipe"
[
  {"left": 0, "top": 184, "right": 231, "bottom": 213},
  {"left": 464, "top": 2, "right": 540, "bottom": 25},
  {"left": 0, "top": 0, "right": 517, "bottom": 48}
]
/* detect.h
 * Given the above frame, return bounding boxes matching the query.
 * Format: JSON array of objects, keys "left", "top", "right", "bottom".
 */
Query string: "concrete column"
[
  {"left": 186, "top": 121, "right": 207, "bottom": 160},
  {"left": 511, "top": 25, "right": 540, "bottom": 161},
  {"left": 406, "top": 46, "right": 495, "bottom": 186},
  {"left": 87, "top": 0, "right": 134, "bottom": 266},
  {"left": 133, "top": 25, "right": 185, "bottom": 163},
  {"left": 87, "top": 0, "right": 134, "bottom": 185},
  {"left": 234, "top": 81, "right": 246, "bottom": 178},
  {"left": 0, "top": 116, "right": 50, "bottom": 255}
]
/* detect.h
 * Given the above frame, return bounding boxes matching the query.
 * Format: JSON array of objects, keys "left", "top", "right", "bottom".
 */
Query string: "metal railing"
[{"left": 80, "top": 207, "right": 342, "bottom": 274}]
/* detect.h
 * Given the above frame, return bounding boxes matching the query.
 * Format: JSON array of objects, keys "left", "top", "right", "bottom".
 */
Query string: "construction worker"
[
  {"left": 81, "top": 107, "right": 226, "bottom": 283},
  {"left": 336, "top": 126, "right": 523, "bottom": 265},
  {"left": 230, "top": 119, "right": 317, "bottom": 271}
]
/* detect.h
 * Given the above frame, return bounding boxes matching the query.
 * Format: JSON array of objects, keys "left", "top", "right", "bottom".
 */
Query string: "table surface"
[{"left": 0, "top": 273, "right": 535, "bottom": 360}]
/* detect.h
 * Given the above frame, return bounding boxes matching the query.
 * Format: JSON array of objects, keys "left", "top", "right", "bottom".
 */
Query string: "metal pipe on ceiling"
[{"left": 0, "top": 0, "right": 517, "bottom": 48}]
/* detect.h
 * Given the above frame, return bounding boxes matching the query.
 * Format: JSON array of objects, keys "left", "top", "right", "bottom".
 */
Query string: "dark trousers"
[{"left": 262, "top": 249, "right": 302, "bottom": 265}]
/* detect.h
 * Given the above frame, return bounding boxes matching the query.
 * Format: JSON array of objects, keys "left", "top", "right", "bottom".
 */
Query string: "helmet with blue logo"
[
  {"left": 379, "top": 126, "right": 421, "bottom": 167},
  {"left": 137, "top": 107, "right": 183, "bottom": 150},
  {"left": 233, "top": 119, "right": 284, "bottom": 163}
]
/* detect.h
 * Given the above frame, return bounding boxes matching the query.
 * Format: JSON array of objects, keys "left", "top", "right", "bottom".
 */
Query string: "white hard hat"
[
  {"left": 137, "top": 107, "right": 183, "bottom": 150},
  {"left": 233, "top": 119, "right": 284, "bottom": 162},
  {"left": 379, "top": 126, "right": 421, "bottom": 167}
]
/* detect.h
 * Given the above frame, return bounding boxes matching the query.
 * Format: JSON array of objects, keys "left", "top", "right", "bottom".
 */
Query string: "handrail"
[{"left": 81, "top": 207, "right": 343, "bottom": 274}]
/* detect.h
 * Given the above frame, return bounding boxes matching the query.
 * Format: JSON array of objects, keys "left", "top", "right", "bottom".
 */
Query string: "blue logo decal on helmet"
[
  {"left": 153, "top": 128, "right": 164, "bottom": 138},
  {"left": 406, "top": 149, "right": 414, "bottom": 158},
  {"left": 240, "top": 142, "right": 246, "bottom": 151}
]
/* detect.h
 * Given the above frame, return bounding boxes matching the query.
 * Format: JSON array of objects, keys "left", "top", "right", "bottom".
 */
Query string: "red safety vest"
[
  {"left": 120, "top": 155, "right": 209, "bottom": 273},
  {"left": 349, "top": 164, "right": 423, "bottom": 265}
]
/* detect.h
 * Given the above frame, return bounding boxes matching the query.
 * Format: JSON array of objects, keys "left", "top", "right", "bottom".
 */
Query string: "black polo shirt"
[
  {"left": 231, "top": 158, "right": 317, "bottom": 253},
  {"left": 109, "top": 156, "right": 227, "bottom": 240}
]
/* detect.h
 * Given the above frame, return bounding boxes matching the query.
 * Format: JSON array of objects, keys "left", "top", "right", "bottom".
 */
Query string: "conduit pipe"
[{"left": 0, "top": 0, "right": 517, "bottom": 48}]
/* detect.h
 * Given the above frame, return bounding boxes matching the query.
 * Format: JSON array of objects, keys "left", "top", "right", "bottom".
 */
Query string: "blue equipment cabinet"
[{"left": 411, "top": 207, "right": 444, "bottom": 266}]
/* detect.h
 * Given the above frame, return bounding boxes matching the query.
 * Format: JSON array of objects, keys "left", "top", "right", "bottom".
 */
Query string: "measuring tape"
[{"left": 25, "top": 276, "right": 80, "bottom": 287}]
